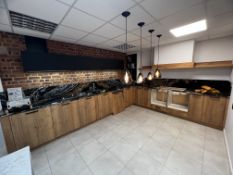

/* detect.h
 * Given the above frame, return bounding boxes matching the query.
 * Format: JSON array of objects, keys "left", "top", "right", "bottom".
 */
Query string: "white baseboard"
[{"left": 224, "top": 129, "right": 233, "bottom": 175}]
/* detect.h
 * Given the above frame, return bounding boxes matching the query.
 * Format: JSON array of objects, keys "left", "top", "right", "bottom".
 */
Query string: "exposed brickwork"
[{"left": 0, "top": 32, "right": 124, "bottom": 89}]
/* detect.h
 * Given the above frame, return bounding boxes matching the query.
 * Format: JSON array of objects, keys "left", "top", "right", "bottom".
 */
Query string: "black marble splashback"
[
  {"left": 144, "top": 79, "right": 231, "bottom": 97},
  {"left": 23, "top": 79, "right": 125, "bottom": 107}
]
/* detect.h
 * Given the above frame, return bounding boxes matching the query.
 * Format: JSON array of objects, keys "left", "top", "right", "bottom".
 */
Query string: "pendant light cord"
[
  {"left": 150, "top": 32, "right": 152, "bottom": 71},
  {"left": 157, "top": 36, "right": 160, "bottom": 69},
  {"left": 125, "top": 16, "right": 127, "bottom": 70},
  {"left": 140, "top": 26, "right": 142, "bottom": 71}
]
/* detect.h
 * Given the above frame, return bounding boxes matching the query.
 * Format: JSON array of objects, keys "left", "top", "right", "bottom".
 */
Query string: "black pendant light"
[
  {"left": 136, "top": 22, "right": 145, "bottom": 84},
  {"left": 154, "top": 34, "right": 162, "bottom": 78},
  {"left": 147, "top": 29, "right": 154, "bottom": 81},
  {"left": 122, "top": 11, "right": 132, "bottom": 85}
]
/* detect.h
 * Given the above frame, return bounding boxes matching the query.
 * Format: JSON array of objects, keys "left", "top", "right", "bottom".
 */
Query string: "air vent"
[
  {"left": 10, "top": 11, "right": 57, "bottom": 34},
  {"left": 113, "top": 43, "right": 136, "bottom": 51}
]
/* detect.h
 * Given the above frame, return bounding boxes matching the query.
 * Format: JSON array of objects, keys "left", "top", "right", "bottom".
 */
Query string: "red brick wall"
[{"left": 0, "top": 32, "right": 125, "bottom": 89}]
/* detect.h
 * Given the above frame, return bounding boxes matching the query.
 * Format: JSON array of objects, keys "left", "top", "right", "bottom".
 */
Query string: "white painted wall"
[
  {"left": 224, "top": 68, "right": 233, "bottom": 173},
  {"left": 153, "top": 40, "right": 195, "bottom": 64},
  {"left": 194, "top": 36, "right": 233, "bottom": 62}
]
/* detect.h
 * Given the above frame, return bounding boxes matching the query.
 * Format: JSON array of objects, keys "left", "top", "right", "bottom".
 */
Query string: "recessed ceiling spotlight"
[{"left": 170, "top": 19, "right": 207, "bottom": 37}]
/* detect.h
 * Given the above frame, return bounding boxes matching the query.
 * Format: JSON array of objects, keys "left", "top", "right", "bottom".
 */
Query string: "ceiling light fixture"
[
  {"left": 136, "top": 22, "right": 145, "bottom": 84},
  {"left": 170, "top": 19, "right": 207, "bottom": 37},
  {"left": 122, "top": 11, "right": 132, "bottom": 85},
  {"left": 154, "top": 34, "right": 162, "bottom": 79},
  {"left": 147, "top": 29, "right": 154, "bottom": 81}
]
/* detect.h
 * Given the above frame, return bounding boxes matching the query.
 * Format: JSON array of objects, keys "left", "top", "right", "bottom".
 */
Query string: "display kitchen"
[{"left": 0, "top": 0, "right": 233, "bottom": 175}]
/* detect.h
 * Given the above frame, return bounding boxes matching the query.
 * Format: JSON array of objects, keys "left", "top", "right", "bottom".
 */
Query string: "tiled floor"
[{"left": 31, "top": 106, "right": 231, "bottom": 175}]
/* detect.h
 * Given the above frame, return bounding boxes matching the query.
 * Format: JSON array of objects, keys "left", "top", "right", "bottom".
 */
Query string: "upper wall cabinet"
[
  {"left": 194, "top": 36, "right": 233, "bottom": 63},
  {"left": 153, "top": 40, "right": 195, "bottom": 65}
]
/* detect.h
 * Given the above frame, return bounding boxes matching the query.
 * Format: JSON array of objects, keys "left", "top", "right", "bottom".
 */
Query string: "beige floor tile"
[
  {"left": 165, "top": 150, "right": 202, "bottom": 175},
  {"left": 89, "top": 151, "right": 124, "bottom": 175},
  {"left": 126, "top": 150, "right": 162, "bottom": 175},
  {"left": 141, "top": 138, "right": 172, "bottom": 164},
  {"left": 109, "top": 139, "right": 139, "bottom": 164},
  {"left": 78, "top": 139, "right": 107, "bottom": 164},
  {"left": 203, "top": 150, "right": 231, "bottom": 175},
  {"left": 49, "top": 153, "right": 86, "bottom": 175}
]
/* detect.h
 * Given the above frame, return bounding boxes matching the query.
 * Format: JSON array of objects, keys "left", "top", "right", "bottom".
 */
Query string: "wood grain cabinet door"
[
  {"left": 97, "top": 93, "right": 113, "bottom": 119},
  {"left": 50, "top": 103, "right": 74, "bottom": 138},
  {"left": 61, "top": 102, "right": 75, "bottom": 133},
  {"left": 34, "top": 107, "right": 55, "bottom": 145},
  {"left": 112, "top": 91, "right": 125, "bottom": 114},
  {"left": 188, "top": 94, "right": 204, "bottom": 122},
  {"left": 202, "top": 96, "right": 228, "bottom": 129},
  {"left": 10, "top": 112, "right": 39, "bottom": 149},
  {"left": 18, "top": 111, "right": 39, "bottom": 149},
  {"left": 0, "top": 117, "right": 17, "bottom": 152},
  {"left": 123, "top": 88, "right": 130, "bottom": 107},
  {"left": 85, "top": 96, "right": 97, "bottom": 124}
]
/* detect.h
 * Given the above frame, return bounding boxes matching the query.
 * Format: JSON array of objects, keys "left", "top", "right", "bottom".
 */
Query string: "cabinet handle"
[
  {"left": 25, "top": 110, "right": 38, "bottom": 114},
  {"left": 86, "top": 97, "right": 92, "bottom": 99}
]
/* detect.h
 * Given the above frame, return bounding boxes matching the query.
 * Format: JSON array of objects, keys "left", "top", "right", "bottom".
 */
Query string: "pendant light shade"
[
  {"left": 154, "top": 68, "right": 161, "bottom": 78},
  {"left": 137, "top": 72, "right": 144, "bottom": 84},
  {"left": 136, "top": 22, "right": 145, "bottom": 84},
  {"left": 147, "top": 29, "right": 154, "bottom": 81},
  {"left": 122, "top": 11, "right": 132, "bottom": 84},
  {"left": 154, "top": 34, "right": 162, "bottom": 79},
  {"left": 123, "top": 69, "right": 130, "bottom": 84}
]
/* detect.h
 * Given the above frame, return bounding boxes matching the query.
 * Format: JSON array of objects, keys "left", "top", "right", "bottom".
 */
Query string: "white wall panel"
[
  {"left": 194, "top": 36, "right": 233, "bottom": 62},
  {"left": 154, "top": 40, "right": 195, "bottom": 64}
]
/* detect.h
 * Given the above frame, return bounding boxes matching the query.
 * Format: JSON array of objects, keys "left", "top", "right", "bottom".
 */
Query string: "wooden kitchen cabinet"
[
  {"left": 97, "top": 92, "right": 113, "bottom": 120},
  {"left": 112, "top": 90, "right": 125, "bottom": 114},
  {"left": 188, "top": 94, "right": 205, "bottom": 122},
  {"left": 123, "top": 87, "right": 135, "bottom": 107},
  {"left": 10, "top": 107, "right": 55, "bottom": 150},
  {"left": 0, "top": 117, "right": 16, "bottom": 152},
  {"left": 135, "top": 87, "right": 150, "bottom": 107},
  {"left": 50, "top": 102, "right": 74, "bottom": 138},
  {"left": 202, "top": 96, "right": 228, "bottom": 129},
  {"left": 85, "top": 96, "right": 97, "bottom": 124},
  {"left": 71, "top": 99, "right": 85, "bottom": 129},
  {"left": 34, "top": 107, "right": 55, "bottom": 144}
]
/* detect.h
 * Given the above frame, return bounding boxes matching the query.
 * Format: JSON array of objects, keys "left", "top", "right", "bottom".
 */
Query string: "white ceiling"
[{"left": 1, "top": 0, "right": 233, "bottom": 53}]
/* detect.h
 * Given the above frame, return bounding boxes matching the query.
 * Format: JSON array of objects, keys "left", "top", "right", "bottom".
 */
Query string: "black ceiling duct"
[{"left": 21, "top": 36, "right": 124, "bottom": 72}]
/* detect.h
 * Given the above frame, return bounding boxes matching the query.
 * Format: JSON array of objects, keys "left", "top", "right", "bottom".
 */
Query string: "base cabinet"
[
  {"left": 123, "top": 87, "right": 135, "bottom": 107},
  {"left": 50, "top": 102, "right": 74, "bottom": 138},
  {"left": 188, "top": 94, "right": 205, "bottom": 122},
  {"left": 202, "top": 96, "right": 228, "bottom": 129},
  {"left": 85, "top": 96, "right": 97, "bottom": 124},
  {"left": 112, "top": 91, "right": 125, "bottom": 114},
  {"left": 97, "top": 92, "right": 113, "bottom": 119},
  {"left": 9, "top": 107, "right": 55, "bottom": 150},
  {"left": 135, "top": 87, "right": 150, "bottom": 107},
  {"left": 0, "top": 117, "right": 17, "bottom": 152},
  {"left": 188, "top": 94, "right": 228, "bottom": 129}
]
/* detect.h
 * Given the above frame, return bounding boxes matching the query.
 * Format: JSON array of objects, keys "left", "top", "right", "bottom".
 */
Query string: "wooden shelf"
[
  {"left": 151, "top": 62, "right": 194, "bottom": 70},
  {"left": 141, "top": 61, "right": 233, "bottom": 70},
  {"left": 194, "top": 61, "right": 233, "bottom": 68}
]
